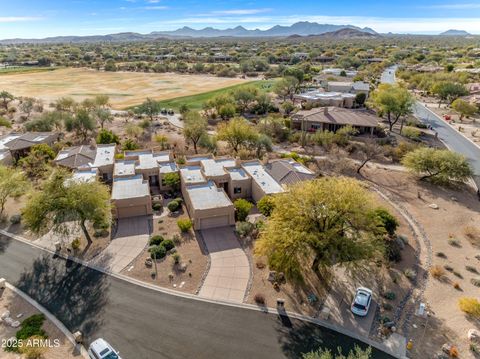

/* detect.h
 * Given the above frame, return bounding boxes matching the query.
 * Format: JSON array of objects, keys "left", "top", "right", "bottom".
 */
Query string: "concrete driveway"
[
  {"left": 198, "top": 227, "right": 250, "bottom": 303},
  {"left": 89, "top": 216, "right": 150, "bottom": 273}
]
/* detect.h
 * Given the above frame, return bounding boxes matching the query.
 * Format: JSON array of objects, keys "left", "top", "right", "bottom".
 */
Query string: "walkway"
[
  {"left": 198, "top": 227, "right": 250, "bottom": 303},
  {"left": 89, "top": 216, "right": 150, "bottom": 273}
]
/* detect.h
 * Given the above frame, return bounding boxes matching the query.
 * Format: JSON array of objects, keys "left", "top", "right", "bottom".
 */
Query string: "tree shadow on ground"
[
  {"left": 0, "top": 234, "right": 11, "bottom": 254},
  {"left": 15, "top": 254, "right": 110, "bottom": 339},
  {"left": 276, "top": 315, "right": 395, "bottom": 359}
]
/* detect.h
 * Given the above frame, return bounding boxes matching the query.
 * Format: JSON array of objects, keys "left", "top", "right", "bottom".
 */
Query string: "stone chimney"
[{"left": 323, "top": 107, "right": 329, "bottom": 115}]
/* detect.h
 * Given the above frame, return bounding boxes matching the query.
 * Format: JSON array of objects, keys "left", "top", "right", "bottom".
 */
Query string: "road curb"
[
  {"left": 0, "top": 229, "right": 403, "bottom": 358},
  {"left": 4, "top": 282, "right": 90, "bottom": 359}
]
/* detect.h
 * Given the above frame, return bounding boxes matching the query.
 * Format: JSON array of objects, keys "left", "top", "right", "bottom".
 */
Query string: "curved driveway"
[{"left": 0, "top": 236, "right": 395, "bottom": 359}]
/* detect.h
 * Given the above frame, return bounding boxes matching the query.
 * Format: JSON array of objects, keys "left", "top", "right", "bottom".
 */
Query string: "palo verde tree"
[
  {"left": 22, "top": 169, "right": 112, "bottom": 246},
  {"left": 135, "top": 98, "right": 161, "bottom": 122},
  {"left": 451, "top": 99, "right": 477, "bottom": 121},
  {"left": 217, "top": 117, "right": 258, "bottom": 154},
  {"left": 430, "top": 81, "right": 468, "bottom": 107},
  {"left": 402, "top": 147, "right": 473, "bottom": 185},
  {"left": 183, "top": 111, "right": 207, "bottom": 154},
  {"left": 0, "top": 166, "right": 29, "bottom": 217},
  {"left": 368, "top": 83, "right": 414, "bottom": 133},
  {"left": 255, "top": 178, "right": 386, "bottom": 281},
  {"left": 0, "top": 91, "right": 14, "bottom": 110}
]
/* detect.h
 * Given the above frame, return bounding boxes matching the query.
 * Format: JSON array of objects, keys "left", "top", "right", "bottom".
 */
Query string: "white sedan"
[
  {"left": 351, "top": 287, "right": 373, "bottom": 317},
  {"left": 88, "top": 338, "right": 121, "bottom": 359}
]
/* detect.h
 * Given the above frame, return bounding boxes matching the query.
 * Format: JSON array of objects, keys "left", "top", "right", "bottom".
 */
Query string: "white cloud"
[{"left": 0, "top": 16, "right": 42, "bottom": 23}]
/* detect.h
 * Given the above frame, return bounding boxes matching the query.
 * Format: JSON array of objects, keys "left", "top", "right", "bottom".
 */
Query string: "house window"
[{"left": 234, "top": 187, "right": 242, "bottom": 194}]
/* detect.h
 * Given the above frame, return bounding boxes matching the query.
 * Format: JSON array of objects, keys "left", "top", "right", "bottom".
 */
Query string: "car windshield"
[
  {"left": 353, "top": 302, "right": 366, "bottom": 310},
  {"left": 103, "top": 352, "right": 119, "bottom": 359}
]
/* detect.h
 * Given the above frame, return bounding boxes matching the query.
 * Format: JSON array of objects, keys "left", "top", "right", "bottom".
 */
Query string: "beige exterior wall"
[
  {"left": 112, "top": 195, "right": 153, "bottom": 219},
  {"left": 191, "top": 206, "right": 235, "bottom": 230},
  {"left": 251, "top": 180, "right": 267, "bottom": 203},
  {"left": 228, "top": 178, "right": 252, "bottom": 200}
]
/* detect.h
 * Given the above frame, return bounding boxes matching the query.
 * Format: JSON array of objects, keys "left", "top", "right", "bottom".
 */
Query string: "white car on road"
[
  {"left": 88, "top": 338, "right": 121, "bottom": 359},
  {"left": 351, "top": 287, "right": 373, "bottom": 317}
]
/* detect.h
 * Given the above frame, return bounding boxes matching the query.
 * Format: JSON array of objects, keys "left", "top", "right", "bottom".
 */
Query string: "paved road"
[
  {"left": 0, "top": 236, "right": 395, "bottom": 359},
  {"left": 382, "top": 66, "right": 480, "bottom": 188}
]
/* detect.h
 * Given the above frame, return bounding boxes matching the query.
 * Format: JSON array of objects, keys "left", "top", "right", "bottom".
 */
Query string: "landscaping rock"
[
  {"left": 144, "top": 258, "right": 152, "bottom": 268},
  {"left": 268, "top": 271, "right": 276, "bottom": 282},
  {"left": 179, "top": 262, "right": 188, "bottom": 272},
  {"left": 395, "top": 237, "right": 405, "bottom": 250},
  {"left": 168, "top": 248, "right": 177, "bottom": 254},
  {"left": 0, "top": 311, "right": 10, "bottom": 320},
  {"left": 429, "top": 203, "right": 439, "bottom": 210},
  {"left": 468, "top": 329, "right": 480, "bottom": 343}
]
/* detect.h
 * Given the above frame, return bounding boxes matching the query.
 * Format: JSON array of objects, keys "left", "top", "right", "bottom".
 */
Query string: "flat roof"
[
  {"left": 242, "top": 161, "right": 284, "bottom": 195},
  {"left": 226, "top": 167, "right": 249, "bottom": 181},
  {"left": 180, "top": 165, "right": 206, "bottom": 184},
  {"left": 92, "top": 144, "right": 115, "bottom": 168},
  {"left": 114, "top": 160, "right": 136, "bottom": 177},
  {"left": 159, "top": 162, "right": 178, "bottom": 174},
  {"left": 112, "top": 175, "right": 150, "bottom": 200},
  {"left": 72, "top": 169, "right": 98, "bottom": 183},
  {"left": 185, "top": 155, "right": 213, "bottom": 165},
  {"left": 201, "top": 158, "right": 237, "bottom": 177},
  {"left": 185, "top": 181, "right": 233, "bottom": 210}
]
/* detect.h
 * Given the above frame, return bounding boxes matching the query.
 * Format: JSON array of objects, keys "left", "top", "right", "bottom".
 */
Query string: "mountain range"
[
  {"left": 0, "top": 21, "right": 378, "bottom": 44},
  {"left": 439, "top": 29, "right": 471, "bottom": 36}
]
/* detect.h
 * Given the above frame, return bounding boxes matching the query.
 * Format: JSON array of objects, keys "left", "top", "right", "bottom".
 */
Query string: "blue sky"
[{"left": 1, "top": 0, "right": 480, "bottom": 38}]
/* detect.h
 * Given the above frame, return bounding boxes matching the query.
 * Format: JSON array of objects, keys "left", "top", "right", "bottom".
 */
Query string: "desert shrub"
[
  {"left": 430, "top": 265, "right": 446, "bottom": 279},
  {"left": 150, "top": 235, "right": 164, "bottom": 246},
  {"left": 458, "top": 297, "right": 480, "bottom": 318},
  {"left": 465, "top": 265, "right": 478, "bottom": 274},
  {"left": 174, "top": 197, "right": 183, "bottom": 204},
  {"left": 254, "top": 293, "right": 265, "bottom": 305},
  {"left": 404, "top": 268, "right": 416, "bottom": 280},
  {"left": 167, "top": 199, "right": 181, "bottom": 212},
  {"left": 9, "top": 214, "right": 21, "bottom": 224},
  {"left": 162, "top": 239, "right": 175, "bottom": 251},
  {"left": 464, "top": 226, "right": 480, "bottom": 247},
  {"left": 383, "top": 303, "right": 393, "bottom": 311},
  {"left": 448, "top": 238, "right": 461, "bottom": 247},
  {"left": 374, "top": 208, "right": 399, "bottom": 236},
  {"left": 172, "top": 253, "right": 181, "bottom": 264},
  {"left": 257, "top": 195, "right": 276, "bottom": 217},
  {"left": 402, "top": 126, "right": 421, "bottom": 140},
  {"left": 385, "top": 239, "right": 402, "bottom": 262},
  {"left": 172, "top": 234, "right": 181, "bottom": 245},
  {"left": 152, "top": 203, "right": 162, "bottom": 211},
  {"left": 71, "top": 238, "right": 81, "bottom": 250},
  {"left": 149, "top": 245, "right": 167, "bottom": 259},
  {"left": 234, "top": 198, "right": 253, "bottom": 222},
  {"left": 177, "top": 218, "right": 192, "bottom": 232},
  {"left": 16, "top": 314, "right": 47, "bottom": 341},
  {"left": 471, "top": 278, "right": 480, "bottom": 287},
  {"left": 235, "top": 221, "right": 254, "bottom": 238},
  {"left": 450, "top": 346, "right": 459, "bottom": 358},
  {"left": 453, "top": 282, "right": 461, "bottom": 290},
  {"left": 19, "top": 335, "right": 47, "bottom": 359},
  {"left": 453, "top": 271, "right": 463, "bottom": 279},
  {"left": 383, "top": 292, "right": 396, "bottom": 300},
  {"left": 436, "top": 252, "right": 447, "bottom": 258}
]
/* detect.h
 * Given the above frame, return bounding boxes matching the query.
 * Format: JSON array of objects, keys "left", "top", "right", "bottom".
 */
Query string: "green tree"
[
  {"left": 96, "top": 129, "right": 119, "bottom": 144},
  {"left": 232, "top": 86, "right": 258, "bottom": 114},
  {"left": 273, "top": 76, "right": 299, "bottom": 101},
  {"left": 257, "top": 195, "right": 276, "bottom": 217},
  {"left": 0, "top": 116, "right": 12, "bottom": 128},
  {"left": 18, "top": 144, "right": 55, "bottom": 180},
  {"left": 234, "top": 198, "right": 253, "bottom": 222},
  {"left": 94, "top": 108, "right": 113, "bottom": 129},
  {"left": 402, "top": 148, "right": 473, "bottom": 184},
  {"left": 250, "top": 134, "right": 273, "bottom": 159},
  {"left": 373, "top": 208, "right": 398, "bottom": 236},
  {"left": 355, "top": 93, "right": 367, "bottom": 107},
  {"left": 163, "top": 172, "right": 180, "bottom": 192},
  {"left": 430, "top": 81, "right": 468, "bottom": 107},
  {"left": 255, "top": 178, "right": 385, "bottom": 281},
  {"left": 217, "top": 118, "right": 258, "bottom": 153},
  {"left": 0, "top": 166, "right": 28, "bottom": 216},
  {"left": 183, "top": 111, "right": 207, "bottom": 154},
  {"left": 122, "top": 138, "right": 139, "bottom": 151},
  {"left": 22, "top": 169, "right": 111, "bottom": 245},
  {"left": 19, "top": 97, "right": 35, "bottom": 120},
  {"left": 154, "top": 134, "right": 169, "bottom": 150},
  {"left": 0, "top": 91, "right": 14, "bottom": 110},
  {"left": 218, "top": 103, "right": 236, "bottom": 120},
  {"left": 52, "top": 97, "right": 76, "bottom": 113},
  {"left": 368, "top": 84, "right": 414, "bottom": 133},
  {"left": 135, "top": 98, "right": 161, "bottom": 121},
  {"left": 25, "top": 111, "right": 64, "bottom": 132},
  {"left": 451, "top": 99, "right": 477, "bottom": 121},
  {"left": 64, "top": 108, "right": 96, "bottom": 141},
  {"left": 281, "top": 100, "right": 296, "bottom": 115}
]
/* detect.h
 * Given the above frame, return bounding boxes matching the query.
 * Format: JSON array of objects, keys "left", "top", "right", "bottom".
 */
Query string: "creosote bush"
[{"left": 458, "top": 297, "right": 480, "bottom": 318}]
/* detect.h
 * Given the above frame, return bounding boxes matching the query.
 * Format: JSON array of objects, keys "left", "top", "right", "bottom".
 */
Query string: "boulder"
[
  {"left": 429, "top": 203, "right": 439, "bottom": 210},
  {"left": 0, "top": 311, "right": 10, "bottom": 320},
  {"left": 468, "top": 329, "right": 480, "bottom": 343},
  {"left": 268, "top": 271, "right": 276, "bottom": 282},
  {"left": 179, "top": 262, "right": 188, "bottom": 272}
]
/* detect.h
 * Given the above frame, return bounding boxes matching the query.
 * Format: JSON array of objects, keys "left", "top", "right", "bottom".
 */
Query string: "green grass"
[
  {"left": 0, "top": 66, "right": 58, "bottom": 75},
  {"left": 152, "top": 79, "right": 278, "bottom": 112}
]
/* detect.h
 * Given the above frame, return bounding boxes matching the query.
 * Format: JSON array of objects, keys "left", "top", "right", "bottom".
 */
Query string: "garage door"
[
  {"left": 199, "top": 216, "right": 229, "bottom": 230},
  {"left": 117, "top": 205, "right": 147, "bottom": 219}
]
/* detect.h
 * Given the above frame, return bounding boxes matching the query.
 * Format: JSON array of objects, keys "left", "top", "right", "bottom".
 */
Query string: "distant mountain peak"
[{"left": 440, "top": 29, "right": 470, "bottom": 36}]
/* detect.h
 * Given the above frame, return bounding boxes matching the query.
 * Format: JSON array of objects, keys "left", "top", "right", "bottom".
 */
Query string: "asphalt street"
[
  {"left": 382, "top": 66, "right": 480, "bottom": 188},
  {"left": 0, "top": 236, "right": 394, "bottom": 359}
]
